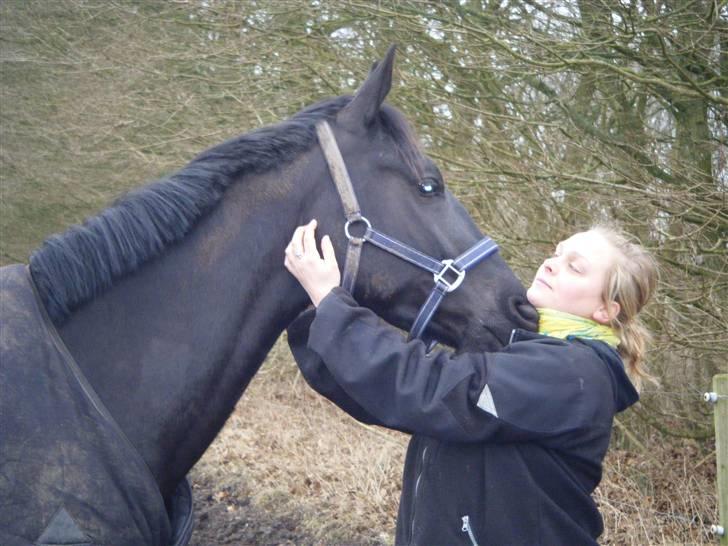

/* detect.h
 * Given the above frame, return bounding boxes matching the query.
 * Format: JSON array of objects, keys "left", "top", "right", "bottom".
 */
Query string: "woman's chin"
[{"left": 526, "top": 286, "right": 545, "bottom": 308}]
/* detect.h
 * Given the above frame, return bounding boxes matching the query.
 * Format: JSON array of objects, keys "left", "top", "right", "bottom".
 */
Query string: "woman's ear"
[{"left": 593, "top": 301, "right": 620, "bottom": 325}]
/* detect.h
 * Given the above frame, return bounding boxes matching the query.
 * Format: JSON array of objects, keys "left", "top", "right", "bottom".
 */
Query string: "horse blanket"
[{"left": 0, "top": 264, "right": 193, "bottom": 546}]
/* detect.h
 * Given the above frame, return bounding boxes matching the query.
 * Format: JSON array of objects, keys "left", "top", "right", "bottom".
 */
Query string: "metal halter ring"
[
  {"left": 344, "top": 216, "right": 372, "bottom": 242},
  {"left": 434, "top": 259, "right": 466, "bottom": 292}
]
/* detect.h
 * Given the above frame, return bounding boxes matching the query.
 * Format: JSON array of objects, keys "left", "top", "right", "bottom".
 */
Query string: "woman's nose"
[{"left": 544, "top": 258, "right": 557, "bottom": 274}]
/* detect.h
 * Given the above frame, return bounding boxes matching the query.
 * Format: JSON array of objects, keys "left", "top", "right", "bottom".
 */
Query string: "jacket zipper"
[
  {"left": 461, "top": 515, "right": 480, "bottom": 546},
  {"left": 409, "top": 446, "right": 428, "bottom": 542}
]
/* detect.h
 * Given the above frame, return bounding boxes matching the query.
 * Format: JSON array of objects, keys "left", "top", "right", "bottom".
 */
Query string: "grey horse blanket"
[{"left": 1, "top": 264, "right": 193, "bottom": 546}]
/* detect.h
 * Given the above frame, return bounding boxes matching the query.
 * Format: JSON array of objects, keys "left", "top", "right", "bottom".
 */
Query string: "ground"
[
  {"left": 189, "top": 473, "right": 313, "bottom": 545},
  {"left": 187, "top": 340, "right": 403, "bottom": 546}
]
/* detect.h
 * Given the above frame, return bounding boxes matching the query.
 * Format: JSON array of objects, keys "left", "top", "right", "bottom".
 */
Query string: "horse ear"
[{"left": 338, "top": 44, "right": 396, "bottom": 128}]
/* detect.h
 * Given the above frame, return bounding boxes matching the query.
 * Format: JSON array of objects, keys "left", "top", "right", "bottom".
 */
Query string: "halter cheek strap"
[
  {"left": 316, "top": 121, "right": 364, "bottom": 294},
  {"left": 316, "top": 121, "right": 499, "bottom": 342}
]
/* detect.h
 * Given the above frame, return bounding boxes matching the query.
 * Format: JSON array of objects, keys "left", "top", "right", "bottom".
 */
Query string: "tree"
[{"left": 2, "top": 1, "right": 723, "bottom": 541}]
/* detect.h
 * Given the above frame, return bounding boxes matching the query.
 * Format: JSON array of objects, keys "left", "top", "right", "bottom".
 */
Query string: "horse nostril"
[{"left": 510, "top": 296, "right": 539, "bottom": 332}]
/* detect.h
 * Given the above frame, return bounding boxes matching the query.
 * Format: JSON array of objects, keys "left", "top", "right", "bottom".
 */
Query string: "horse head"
[{"left": 304, "top": 46, "right": 538, "bottom": 351}]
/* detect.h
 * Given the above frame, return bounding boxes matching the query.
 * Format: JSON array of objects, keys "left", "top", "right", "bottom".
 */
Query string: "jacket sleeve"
[
  {"left": 306, "top": 287, "right": 615, "bottom": 444},
  {"left": 286, "top": 305, "right": 388, "bottom": 428}
]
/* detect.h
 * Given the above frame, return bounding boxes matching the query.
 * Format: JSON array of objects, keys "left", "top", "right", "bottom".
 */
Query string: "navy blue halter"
[{"left": 316, "top": 121, "right": 499, "bottom": 343}]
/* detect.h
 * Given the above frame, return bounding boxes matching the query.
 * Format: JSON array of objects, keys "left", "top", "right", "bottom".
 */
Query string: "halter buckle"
[
  {"left": 344, "top": 216, "right": 371, "bottom": 242},
  {"left": 434, "top": 259, "right": 465, "bottom": 292}
]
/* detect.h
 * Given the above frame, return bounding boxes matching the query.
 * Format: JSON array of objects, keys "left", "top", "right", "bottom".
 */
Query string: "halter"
[{"left": 316, "top": 121, "right": 499, "bottom": 342}]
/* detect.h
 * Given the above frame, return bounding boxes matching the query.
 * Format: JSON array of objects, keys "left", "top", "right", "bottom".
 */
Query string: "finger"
[
  {"left": 294, "top": 225, "right": 306, "bottom": 245},
  {"left": 290, "top": 226, "right": 305, "bottom": 254},
  {"left": 321, "top": 235, "right": 337, "bottom": 265},
  {"left": 303, "top": 219, "right": 317, "bottom": 257}
]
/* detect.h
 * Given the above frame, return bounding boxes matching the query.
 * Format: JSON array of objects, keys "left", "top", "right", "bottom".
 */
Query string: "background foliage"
[{"left": 1, "top": 1, "right": 725, "bottom": 543}]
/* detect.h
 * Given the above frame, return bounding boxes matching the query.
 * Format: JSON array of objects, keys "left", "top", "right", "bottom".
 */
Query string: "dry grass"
[
  {"left": 190, "top": 338, "right": 719, "bottom": 545},
  {"left": 190, "top": 338, "right": 406, "bottom": 545},
  {"left": 597, "top": 445, "right": 717, "bottom": 545}
]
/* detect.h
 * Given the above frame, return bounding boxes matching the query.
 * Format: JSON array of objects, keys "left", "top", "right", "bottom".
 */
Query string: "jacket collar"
[{"left": 508, "top": 328, "right": 549, "bottom": 344}]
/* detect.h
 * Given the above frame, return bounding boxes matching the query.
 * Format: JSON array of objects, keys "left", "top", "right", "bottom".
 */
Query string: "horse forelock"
[{"left": 28, "top": 95, "right": 423, "bottom": 325}]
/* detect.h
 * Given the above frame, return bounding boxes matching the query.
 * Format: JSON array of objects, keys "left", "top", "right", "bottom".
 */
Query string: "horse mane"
[{"left": 29, "top": 96, "right": 425, "bottom": 325}]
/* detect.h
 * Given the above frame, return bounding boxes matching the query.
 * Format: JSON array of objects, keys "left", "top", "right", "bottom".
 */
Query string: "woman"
[{"left": 284, "top": 220, "right": 657, "bottom": 546}]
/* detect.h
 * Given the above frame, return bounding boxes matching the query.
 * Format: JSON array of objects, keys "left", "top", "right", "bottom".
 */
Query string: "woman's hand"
[{"left": 284, "top": 219, "right": 341, "bottom": 307}]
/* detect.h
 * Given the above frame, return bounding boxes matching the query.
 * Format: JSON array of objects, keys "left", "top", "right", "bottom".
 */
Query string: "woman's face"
[{"left": 527, "top": 230, "right": 618, "bottom": 323}]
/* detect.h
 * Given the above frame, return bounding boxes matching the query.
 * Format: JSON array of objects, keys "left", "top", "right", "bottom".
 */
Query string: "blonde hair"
[{"left": 591, "top": 225, "right": 659, "bottom": 391}]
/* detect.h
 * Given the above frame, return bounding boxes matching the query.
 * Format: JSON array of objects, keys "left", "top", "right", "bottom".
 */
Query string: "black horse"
[{"left": 0, "top": 47, "right": 537, "bottom": 546}]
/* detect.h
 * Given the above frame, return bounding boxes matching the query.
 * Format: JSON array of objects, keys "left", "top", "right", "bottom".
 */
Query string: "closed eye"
[{"left": 568, "top": 259, "right": 587, "bottom": 273}]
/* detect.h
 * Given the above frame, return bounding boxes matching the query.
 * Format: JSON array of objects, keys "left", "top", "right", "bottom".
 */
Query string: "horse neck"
[{"left": 56, "top": 162, "right": 314, "bottom": 499}]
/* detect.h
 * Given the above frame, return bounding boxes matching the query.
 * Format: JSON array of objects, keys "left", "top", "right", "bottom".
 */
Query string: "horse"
[{"left": 0, "top": 46, "right": 537, "bottom": 546}]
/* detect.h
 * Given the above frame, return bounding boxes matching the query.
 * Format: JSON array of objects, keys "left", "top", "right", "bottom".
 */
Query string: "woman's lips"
[{"left": 536, "top": 278, "right": 551, "bottom": 289}]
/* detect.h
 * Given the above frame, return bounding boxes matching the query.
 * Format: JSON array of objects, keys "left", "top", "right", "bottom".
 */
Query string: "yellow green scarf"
[{"left": 537, "top": 308, "right": 619, "bottom": 347}]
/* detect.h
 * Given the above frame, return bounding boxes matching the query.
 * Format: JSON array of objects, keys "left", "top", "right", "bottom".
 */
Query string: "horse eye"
[{"left": 418, "top": 179, "right": 441, "bottom": 196}]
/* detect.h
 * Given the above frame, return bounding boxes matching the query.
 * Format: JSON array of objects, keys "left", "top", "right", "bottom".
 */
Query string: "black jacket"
[{"left": 287, "top": 287, "right": 639, "bottom": 546}]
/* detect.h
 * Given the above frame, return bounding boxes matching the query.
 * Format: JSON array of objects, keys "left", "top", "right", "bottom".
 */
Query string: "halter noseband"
[{"left": 316, "top": 121, "right": 499, "bottom": 342}]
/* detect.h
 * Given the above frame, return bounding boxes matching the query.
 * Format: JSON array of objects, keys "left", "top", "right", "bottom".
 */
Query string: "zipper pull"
[{"left": 462, "top": 515, "right": 480, "bottom": 546}]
